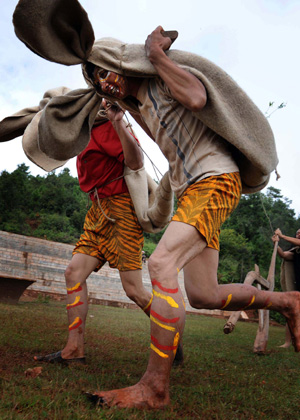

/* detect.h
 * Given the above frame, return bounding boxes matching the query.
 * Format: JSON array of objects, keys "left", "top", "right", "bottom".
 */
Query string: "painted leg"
[
  {"left": 90, "top": 268, "right": 184, "bottom": 408},
  {"left": 89, "top": 221, "right": 204, "bottom": 408},
  {"left": 120, "top": 270, "right": 184, "bottom": 365},
  {"left": 34, "top": 253, "right": 99, "bottom": 362},
  {"left": 62, "top": 253, "right": 99, "bottom": 359}
]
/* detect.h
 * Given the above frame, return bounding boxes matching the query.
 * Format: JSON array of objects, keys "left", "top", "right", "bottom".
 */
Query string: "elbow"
[
  {"left": 124, "top": 157, "right": 144, "bottom": 171},
  {"left": 188, "top": 89, "right": 207, "bottom": 112}
]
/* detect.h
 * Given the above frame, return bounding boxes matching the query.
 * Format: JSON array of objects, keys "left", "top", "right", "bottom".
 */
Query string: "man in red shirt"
[{"left": 34, "top": 101, "right": 154, "bottom": 364}]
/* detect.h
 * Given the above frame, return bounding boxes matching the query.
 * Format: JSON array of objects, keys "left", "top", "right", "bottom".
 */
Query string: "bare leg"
[
  {"left": 91, "top": 221, "right": 206, "bottom": 408},
  {"left": 120, "top": 270, "right": 184, "bottom": 365},
  {"left": 183, "top": 252, "right": 300, "bottom": 352},
  {"left": 119, "top": 270, "right": 152, "bottom": 310},
  {"left": 60, "top": 253, "right": 100, "bottom": 359},
  {"left": 91, "top": 221, "right": 300, "bottom": 408},
  {"left": 34, "top": 253, "right": 99, "bottom": 362}
]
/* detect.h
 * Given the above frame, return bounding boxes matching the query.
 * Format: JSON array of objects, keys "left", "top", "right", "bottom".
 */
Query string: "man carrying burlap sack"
[{"left": 83, "top": 28, "right": 300, "bottom": 410}]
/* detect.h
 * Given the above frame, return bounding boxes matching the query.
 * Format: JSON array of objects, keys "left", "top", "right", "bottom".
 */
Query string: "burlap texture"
[
  {"left": 124, "top": 166, "right": 173, "bottom": 233},
  {"left": 280, "top": 259, "right": 296, "bottom": 292},
  {"left": 10, "top": 0, "right": 278, "bottom": 194}
]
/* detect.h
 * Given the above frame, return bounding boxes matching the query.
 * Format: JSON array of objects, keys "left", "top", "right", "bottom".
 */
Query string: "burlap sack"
[
  {"left": 12, "top": 0, "right": 278, "bottom": 194},
  {"left": 124, "top": 166, "right": 173, "bottom": 233}
]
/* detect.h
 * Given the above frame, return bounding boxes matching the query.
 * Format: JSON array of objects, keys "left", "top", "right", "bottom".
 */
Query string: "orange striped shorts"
[
  {"left": 73, "top": 193, "right": 144, "bottom": 271},
  {"left": 172, "top": 172, "right": 241, "bottom": 251}
]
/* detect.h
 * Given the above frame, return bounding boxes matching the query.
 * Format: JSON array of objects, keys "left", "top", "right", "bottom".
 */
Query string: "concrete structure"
[{"left": 0, "top": 230, "right": 230, "bottom": 317}]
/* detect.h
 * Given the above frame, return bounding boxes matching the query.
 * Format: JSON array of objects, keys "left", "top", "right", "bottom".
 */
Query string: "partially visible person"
[
  {"left": 272, "top": 228, "right": 300, "bottom": 348},
  {"left": 34, "top": 101, "right": 156, "bottom": 364}
]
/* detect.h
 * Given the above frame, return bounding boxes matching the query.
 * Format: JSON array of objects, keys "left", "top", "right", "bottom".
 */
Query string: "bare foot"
[
  {"left": 86, "top": 380, "right": 170, "bottom": 409},
  {"left": 280, "top": 292, "right": 300, "bottom": 352},
  {"left": 278, "top": 342, "right": 291, "bottom": 349}
]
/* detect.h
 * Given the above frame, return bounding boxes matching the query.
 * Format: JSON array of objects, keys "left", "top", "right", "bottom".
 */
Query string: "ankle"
[{"left": 62, "top": 343, "right": 84, "bottom": 359}]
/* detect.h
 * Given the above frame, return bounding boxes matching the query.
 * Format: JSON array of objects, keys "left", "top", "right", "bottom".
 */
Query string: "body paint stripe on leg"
[
  {"left": 237, "top": 295, "right": 256, "bottom": 311},
  {"left": 153, "top": 289, "right": 179, "bottom": 308},
  {"left": 173, "top": 332, "right": 180, "bottom": 356},
  {"left": 151, "top": 310, "right": 179, "bottom": 324},
  {"left": 67, "top": 283, "right": 82, "bottom": 294},
  {"left": 151, "top": 335, "right": 177, "bottom": 351},
  {"left": 152, "top": 279, "right": 178, "bottom": 294},
  {"left": 262, "top": 298, "right": 272, "bottom": 309},
  {"left": 143, "top": 293, "right": 153, "bottom": 313},
  {"left": 220, "top": 294, "right": 232, "bottom": 309},
  {"left": 68, "top": 317, "right": 82, "bottom": 331},
  {"left": 150, "top": 315, "right": 176, "bottom": 332},
  {"left": 150, "top": 343, "right": 169, "bottom": 358},
  {"left": 67, "top": 296, "right": 84, "bottom": 310}
]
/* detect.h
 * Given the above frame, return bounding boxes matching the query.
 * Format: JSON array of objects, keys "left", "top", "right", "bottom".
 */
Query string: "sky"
[{"left": 0, "top": 0, "right": 300, "bottom": 217}]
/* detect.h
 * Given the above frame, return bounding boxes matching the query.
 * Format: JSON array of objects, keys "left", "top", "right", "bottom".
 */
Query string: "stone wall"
[{"left": 0, "top": 230, "right": 230, "bottom": 317}]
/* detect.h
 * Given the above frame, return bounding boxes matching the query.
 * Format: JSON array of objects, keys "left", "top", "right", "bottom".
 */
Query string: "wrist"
[{"left": 147, "top": 46, "right": 166, "bottom": 64}]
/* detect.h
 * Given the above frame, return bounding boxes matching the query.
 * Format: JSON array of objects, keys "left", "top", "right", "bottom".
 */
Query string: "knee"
[
  {"left": 123, "top": 284, "right": 139, "bottom": 303},
  {"left": 148, "top": 251, "right": 171, "bottom": 279},
  {"left": 186, "top": 289, "right": 218, "bottom": 310},
  {"left": 64, "top": 265, "right": 77, "bottom": 286}
]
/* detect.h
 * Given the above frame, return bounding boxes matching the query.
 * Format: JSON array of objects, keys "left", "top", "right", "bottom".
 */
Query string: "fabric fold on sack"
[
  {"left": 0, "top": 86, "right": 73, "bottom": 170},
  {"left": 38, "top": 88, "right": 102, "bottom": 161},
  {"left": 13, "top": 0, "right": 95, "bottom": 65},
  {"left": 124, "top": 166, "right": 173, "bottom": 234}
]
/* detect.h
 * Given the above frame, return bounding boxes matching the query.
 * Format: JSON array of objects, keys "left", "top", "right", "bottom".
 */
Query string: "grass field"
[{"left": 1, "top": 299, "right": 300, "bottom": 420}]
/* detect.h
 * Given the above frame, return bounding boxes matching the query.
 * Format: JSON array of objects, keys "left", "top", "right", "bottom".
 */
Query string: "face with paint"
[{"left": 93, "top": 67, "right": 129, "bottom": 99}]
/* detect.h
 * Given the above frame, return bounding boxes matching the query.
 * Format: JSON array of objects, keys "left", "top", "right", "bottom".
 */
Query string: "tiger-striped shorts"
[
  {"left": 73, "top": 193, "right": 144, "bottom": 271},
  {"left": 172, "top": 172, "right": 242, "bottom": 251}
]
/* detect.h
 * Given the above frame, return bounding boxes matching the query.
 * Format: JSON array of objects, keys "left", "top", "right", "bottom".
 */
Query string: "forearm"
[
  {"left": 277, "top": 246, "right": 286, "bottom": 259},
  {"left": 146, "top": 30, "right": 206, "bottom": 111},
  {"left": 280, "top": 234, "right": 300, "bottom": 247},
  {"left": 277, "top": 246, "right": 294, "bottom": 261},
  {"left": 111, "top": 119, "right": 144, "bottom": 170}
]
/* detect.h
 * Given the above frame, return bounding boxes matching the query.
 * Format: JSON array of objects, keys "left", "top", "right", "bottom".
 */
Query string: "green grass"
[{"left": 1, "top": 300, "right": 300, "bottom": 420}]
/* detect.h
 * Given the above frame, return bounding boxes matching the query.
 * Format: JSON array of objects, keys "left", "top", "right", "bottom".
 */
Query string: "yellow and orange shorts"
[
  {"left": 172, "top": 172, "right": 242, "bottom": 251},
  {"left": 73, "top": 193, "right": 144, "bottom": 271}
]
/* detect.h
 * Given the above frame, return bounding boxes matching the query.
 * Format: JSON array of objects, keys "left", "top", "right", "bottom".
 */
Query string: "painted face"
[{"left": 94, "top": 68, "right": 129, "bottom": 99}]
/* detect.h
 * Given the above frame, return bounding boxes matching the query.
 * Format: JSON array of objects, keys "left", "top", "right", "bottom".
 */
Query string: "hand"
[
  {"left": 275, "top": 228, "right": 282, "bottom": 238},
  {"left": 145, "top": 26, "right": 172, "bottom": 59},
  {"left": 102, "top": 98, "right": 124, "bottom": 122},
  {"left": 272, "top": 234, "right": 279, "bottom": 243}
]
